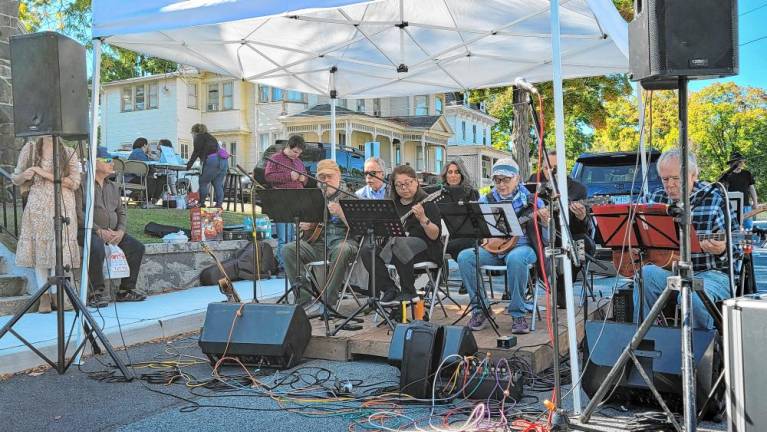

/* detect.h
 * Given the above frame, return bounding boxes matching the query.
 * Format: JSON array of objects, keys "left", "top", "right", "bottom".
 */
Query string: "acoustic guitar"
[
  {"left": 482, "top": 196, "right": 611, "bottom": 255},
  {"left": 613, "top": 232, "right": 759, "bottom": 277},
  {"left": 200, "top": 242, "right": 241, "bottom": 303}
]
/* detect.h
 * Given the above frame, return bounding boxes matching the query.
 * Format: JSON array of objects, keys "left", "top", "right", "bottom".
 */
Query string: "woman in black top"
[
  {"left": 188, "top": 123, "right": 228, "bottom": 207},
  {"left": 436, "top": 159, "right": 480, "bottom": 259},
  {"left": 361, "top": 165, "right": 442, "bottom": 302}
]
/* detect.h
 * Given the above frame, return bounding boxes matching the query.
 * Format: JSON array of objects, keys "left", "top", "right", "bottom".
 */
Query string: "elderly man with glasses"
[
  {"left": 356, "top": 157, "right": 389, "bottom": 199},
  {"left": 457, "top": 158, "right": 549, "bottom": 334}
]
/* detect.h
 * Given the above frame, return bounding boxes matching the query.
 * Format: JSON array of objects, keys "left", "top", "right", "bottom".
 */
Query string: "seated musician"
[
  {"left": 281, "top": 159, "right": 358, "bottom": 315},
  {"left": 636, "top": 148, "right": 736, "bottom": 330},
  {"left": 457, "top": 158, "right": 549, "bottom": 334},
  {"left": 356, "top": 157, "right": 389, "bottom": 199},
  {"left": 361, "top": 164, "right": 443, "bottom": 304},
  {"left": 528, "top": 150, "right": 592, "bottom": 308}
]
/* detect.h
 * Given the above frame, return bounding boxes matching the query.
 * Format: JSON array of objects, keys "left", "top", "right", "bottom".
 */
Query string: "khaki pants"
[{"left": 282, "top": 239, "right": 358, "bottom": 306}]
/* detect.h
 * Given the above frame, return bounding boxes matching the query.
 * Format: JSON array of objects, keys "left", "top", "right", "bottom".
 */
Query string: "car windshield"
[{"left": 579, "top": 163, "right": 659, "bottom": 188}]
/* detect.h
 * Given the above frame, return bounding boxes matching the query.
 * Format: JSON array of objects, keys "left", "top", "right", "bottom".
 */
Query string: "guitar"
[
  {"left": 399, "top": 189, "right": 445, "bottom": 225},
  {"left": 200, "top": 242, "right": 241, "bottom": 303},
  {"left": 743, "top": 203, "right": 767, "bottom": 222},
  {"left": 482, "top": 195, "right": 611, "bottom": 255},
  {"left": 614, "top": 232, "right": 760, "bottom": 277}
]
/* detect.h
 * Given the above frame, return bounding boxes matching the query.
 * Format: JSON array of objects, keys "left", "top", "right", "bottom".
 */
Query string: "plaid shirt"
[{"left": 643, "top": 181, "right": 737, "bottom": 272}]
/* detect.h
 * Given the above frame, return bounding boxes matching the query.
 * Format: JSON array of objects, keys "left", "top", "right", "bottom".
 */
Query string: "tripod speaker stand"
[{"left": 0, "top": 136, "right": 132, "bottom": 379}]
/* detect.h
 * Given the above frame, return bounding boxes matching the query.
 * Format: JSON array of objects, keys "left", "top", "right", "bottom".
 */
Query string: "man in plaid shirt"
[{"left": 636, "top": 148, "right": 736, "bottom": 329}]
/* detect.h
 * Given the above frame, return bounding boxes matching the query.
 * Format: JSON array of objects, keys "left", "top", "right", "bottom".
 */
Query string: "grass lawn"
[{"left": 125, "top": 208, "right": 246, "bottom": 244}]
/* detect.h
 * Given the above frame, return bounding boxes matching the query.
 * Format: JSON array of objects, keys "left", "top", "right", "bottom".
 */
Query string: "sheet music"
[{"left": 479, "top": 203, "right": 524, "bottom": 237}]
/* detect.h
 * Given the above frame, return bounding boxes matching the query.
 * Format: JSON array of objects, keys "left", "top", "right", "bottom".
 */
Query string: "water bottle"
[
  {"left": 265, "top": 218, "right": 273, "bottom": 239},
  {"left": 243, "top": 216, "right": 253, "bottom": 232}
]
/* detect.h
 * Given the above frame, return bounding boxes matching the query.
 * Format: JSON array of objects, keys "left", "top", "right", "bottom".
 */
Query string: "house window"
[
  {"left": 259, "top": 133, "right": 270, "bottom": 151},
  {"left": 259, "top": 85, "right": 270, "bottom": 103},
  {"left": 180, "top": 143, "right": 189, "bottom": 159},
  {"left": 415, "top": 95, "right": 428, "bottom": 116},
  {"left": 271, "top": 87, "right": 283, "bottom": 101},
  {"left": 486, "top": 128, "right": 491, "bottom": 146},
  {"left": 482, "top": 157, "right": 491, "bottom": 179},
  {"left": 373, "top": 98, "right": 381, "bottom": 116},
  {"left": 461, "top": 121, "right": 466, "bottom": 141},
  {"left": 416, "top": 146, "right": 424, "bottom": 171},
  {"left": 482, "top": 128, "right": 487, "bottom": 145},
  {"left": 472, "top": 125, "right": 477, "bottom": 143},
  {"left": 338, "top": 132, "right": 346, "bottom": 147},
  {"left": 222, "top": 82, "right": 234, "bottom": 110},
  {"left": 435, "top": 97, "right": 443, "bottom": 115},
  {"left": 337, "top": 99, "right": 347, "bottom": 108},
  {"left": 228, "top": 141, "right": 237, "bottom": 167},
  {"left": 148, "top": 83, "right": 159, "bottom": 109},
  {"left": 395, "top": 144, "right": 401, "bottom": 165},
  {"left": 207, "top": 83, "right": 220, "bottom": 111},
  {"left": 187, "top": 83, "right": 198, "bottom": 109},
  {"left": 134, "top": 85, "right": 145, "bottom": 111},
  {"left": 356, "top": 99, "right": 366, "bottom": 112},
  {"left": 287, "top": 90, "right": 303, "bottom": 102},
  {"left": 435, "top": 147, "right": 444, "bottom": 173},
  {"left": 121, "top": 87, "right": 133, "bottom": 112}
]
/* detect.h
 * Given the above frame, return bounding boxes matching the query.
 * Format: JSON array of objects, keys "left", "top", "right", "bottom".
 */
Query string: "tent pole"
[
  {"left": 74, "top": 37, "right": 101, "bottom": 364},
  {"left": 636, "top": 83, "right": 648, "bottom": 195},
  {"left": 329, "top": 67, "right": 337, "bottom": 161},
  {"left": 551, "top": 0, "right": 583, "bottom": 414}
]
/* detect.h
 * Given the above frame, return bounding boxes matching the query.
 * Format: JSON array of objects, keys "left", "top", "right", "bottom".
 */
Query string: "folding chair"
[
  {"left": 416, "top": 221, "right": 459, "bottom": 319},
  {"left": 480, "top": 262, "right": 542, "bottom": 331},
  {"left": 122, "top": 160, "right": 150, "bottom": 208}
]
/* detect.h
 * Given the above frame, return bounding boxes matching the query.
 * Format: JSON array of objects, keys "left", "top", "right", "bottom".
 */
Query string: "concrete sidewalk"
[{"left": 0, "top": 278, "right": 287, "bottom": 375}]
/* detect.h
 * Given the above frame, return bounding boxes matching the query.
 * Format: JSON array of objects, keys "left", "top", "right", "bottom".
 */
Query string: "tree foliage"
[{"left": 19, "top": 0, "right": 177, "bottom": 82}]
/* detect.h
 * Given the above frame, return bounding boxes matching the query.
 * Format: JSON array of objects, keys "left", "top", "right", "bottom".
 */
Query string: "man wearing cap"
[
  {"left": 77, "top": 147, "right": 146, "bottom": 308},
  {"left": 719, "top": 151, "right": 759, "bottom": 229},
  {"left": 282, "top": 159, "right": 358, "bottom": 314},
  {"left": 457, "top": 158, "right": 549, "bottom": 334}
]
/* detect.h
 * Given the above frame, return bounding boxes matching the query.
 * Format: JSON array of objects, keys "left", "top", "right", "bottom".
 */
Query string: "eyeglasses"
[
  {"left": 394, "top": 179, "right": 416, "bottom": 189},
  {"left": 97, "top": 157, "right": 113, "bottom": 163},
  {"left": 493, "top": 176, "right": 515, "bottom": 185},
  {"left": 661, "top": 176, "right": 681, "bottom": 184},
  {"left": 364, "top": 171, "right": 383, "bottom": 177}
]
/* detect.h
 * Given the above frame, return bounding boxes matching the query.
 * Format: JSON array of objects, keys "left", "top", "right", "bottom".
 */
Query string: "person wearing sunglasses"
[
  {"left": 355, "top": 157, "right": 389, "bottom": 199},
  {"left": 457, "top": 158, "right": 549, "bottom": 335}
]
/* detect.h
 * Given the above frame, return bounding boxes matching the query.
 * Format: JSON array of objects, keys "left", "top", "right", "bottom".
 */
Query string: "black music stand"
[
  {"left": 257, "top": 189, "right": 325, "bottom": 306},
  {"left": 331, "top": 199, "right": 405, "bottom": 334},
  {"left": 440, "top": 202, "right": 520, "bottom": 337}
]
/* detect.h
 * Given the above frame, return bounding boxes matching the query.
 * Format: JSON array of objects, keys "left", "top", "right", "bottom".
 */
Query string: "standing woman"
[
  {"left": 361, "top": 165, "right": 442, "bottom": 303},
  {"left": 12, "top": 136, "right": 82, "bottom": 313},
  {"left": 187, "top": 123, "right": 228, "bottom": 208}
]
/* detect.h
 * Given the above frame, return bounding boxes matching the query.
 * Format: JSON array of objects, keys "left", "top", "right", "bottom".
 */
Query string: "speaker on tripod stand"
[{"left": 0, "top": 32, "right": 131, "bottom": 378}]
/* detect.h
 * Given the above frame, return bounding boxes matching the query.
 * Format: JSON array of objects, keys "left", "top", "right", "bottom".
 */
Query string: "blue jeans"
[
  {"left": 275, "top": 223, "right": 296, "bottom": 269},
  {"left": 199, "top": 155, "right": 228, "bottom": 207},
  {"left": 743, "top": 205, "right": 753, "bottom": 230},
  {"left": 457, "top": 245, "right": 537, "bottom": 318},
  {"left": 634, "top": 264, "right": 732, "bottom": 329}
]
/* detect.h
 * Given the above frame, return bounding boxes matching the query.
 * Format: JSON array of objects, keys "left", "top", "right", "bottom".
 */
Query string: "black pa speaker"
[
  {"left": 628, "top": 0, "right": 738, "bottom": 89},
  {"left": 10, "top": 31, "right": 89, "bottom": 138},
  {"left": 399, "top": 321, "right": 443, "bottom": 399},
  {"left": 388, "top": 323, "right": 477, "bottom": 367},
  {"left": 198, "top": 303, "right": 311, "bottom": 369},
  {"left": 583, "top": 321, "right": 721, "bottom": 416}
]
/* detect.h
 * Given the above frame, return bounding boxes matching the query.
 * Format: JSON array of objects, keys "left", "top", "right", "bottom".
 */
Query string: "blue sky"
[{"left": 689, "top": 0, "right": 767, "bottom": 91}]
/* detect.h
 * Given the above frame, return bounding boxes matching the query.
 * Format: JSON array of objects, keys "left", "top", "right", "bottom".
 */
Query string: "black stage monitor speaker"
[
  {"left": 198, "top": 303, "right": 311, "bottom": 369},
  {"left": 10, "top": 31, "right": 89, "bottom": 138},
  {"left": 583, "top": 321, "right": 720, "bottom": 416},
  {"left": 388, "top": 323, "right": 477, "bottom": 367},
  {"left": 628, "top": 0, "right": 738, "bottom": 89}
]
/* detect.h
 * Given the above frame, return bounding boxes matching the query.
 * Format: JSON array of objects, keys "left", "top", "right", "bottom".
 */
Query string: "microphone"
[{"left": 514, "top": 77, "right": 538, "bottom": 95}]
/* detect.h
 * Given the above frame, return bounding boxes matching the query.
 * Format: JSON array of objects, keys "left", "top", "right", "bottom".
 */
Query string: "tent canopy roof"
[{"left": 92, "top": 0, "right": 629, "bottom": 98}]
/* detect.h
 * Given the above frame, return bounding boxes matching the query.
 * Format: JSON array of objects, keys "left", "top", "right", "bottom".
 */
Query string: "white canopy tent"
[{"left": 87, "top": 0, "right": 631, "bottom": 412}]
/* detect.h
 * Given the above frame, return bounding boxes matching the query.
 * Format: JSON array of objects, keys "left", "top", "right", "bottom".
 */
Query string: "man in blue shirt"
[
  {"left": 128, "top": 137, "right": 152, "bottom": 161},
  {"left": 457, "top": 158, "right": 549, "bottom": 334},
  {"left": 356, "top": 157, "right": 388, "bottom": 199}
]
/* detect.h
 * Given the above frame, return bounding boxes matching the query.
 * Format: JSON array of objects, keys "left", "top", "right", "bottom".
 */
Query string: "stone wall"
[{"left": 0, "top": 1, "right": 20, "bottom": 167}]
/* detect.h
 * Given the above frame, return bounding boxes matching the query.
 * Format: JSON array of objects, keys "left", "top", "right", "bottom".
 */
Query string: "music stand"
[
  {"left": 257, "top": 189, "right": 325, "bottom": 306},
  {"left": 331, "top": 199, "right": 406, "bottom": 334},
  {"left": 439, "top": 202, "right": 520, "bottom": 337}
]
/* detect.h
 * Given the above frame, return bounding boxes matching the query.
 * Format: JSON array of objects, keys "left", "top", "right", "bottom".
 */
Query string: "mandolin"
[
  {"left": 482, "top": 196, "right": 611, "bottom": 255},
  {"left": 200, "top": 242, "right": 241, "bottom": 303}
]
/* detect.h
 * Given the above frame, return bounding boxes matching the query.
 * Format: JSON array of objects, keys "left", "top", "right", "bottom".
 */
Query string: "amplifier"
[
  {"left": 612, "top": 285, "right": 634, "bottom": 323},
  {"left": 723, "top": 295, "right": 767, "bottom": 432}
]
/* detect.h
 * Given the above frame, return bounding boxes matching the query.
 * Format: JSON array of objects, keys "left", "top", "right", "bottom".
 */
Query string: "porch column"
[{"left": 420, "top": 135, "right": 426, "bottom": 172}]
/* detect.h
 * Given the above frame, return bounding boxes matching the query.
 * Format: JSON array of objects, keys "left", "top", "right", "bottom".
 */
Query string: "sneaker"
[
  {"left": 458, "top": 285, "right": 467, "bottom": 295},
  {"left": 511, "top": 317, "right": 530, "bottom": 334},
  {"left": 302, "top": 302, "right": 323, "bottom": 317},
  {"left": 468, "top": 312, "right": 488, "bottom": 331},
  {"left": 380, "top": 290, "right": 398, "bottom": 305},
  {"left": 88, "top": 293, "right": 110, "bottom": 308},
  {"left": 115, "top": 290, "right": 147, "bottom": 302}
]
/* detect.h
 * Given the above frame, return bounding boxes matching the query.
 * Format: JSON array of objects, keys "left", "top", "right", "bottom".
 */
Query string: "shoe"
[
  {"left": 511, "top": 317, "right": 530, "bottom": 334},
  {"left": 468, "top": 312, "right": 489, "bottom": 331},
  {"left": 38, "top": 293, "right": 52, "bottom": 314},
  {"left": 115, "top": 290, "right": 147, "bottom": 302},
  {"left": 88, "top": 294, "right": 110, "bottom": 308},
  {"left": 379, "top": 290, "right": 398, "bottom": 305},
  {"left": 458, "top": 285, "right": 467, "bottom": 295},
  {"left": 302, "top": 302, "right": 323, "bottom": 316}
]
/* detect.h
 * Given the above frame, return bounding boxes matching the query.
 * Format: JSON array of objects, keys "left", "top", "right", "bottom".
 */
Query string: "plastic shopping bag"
[{"left": 103, "top": 244, "right": 130, "bottom": 279}]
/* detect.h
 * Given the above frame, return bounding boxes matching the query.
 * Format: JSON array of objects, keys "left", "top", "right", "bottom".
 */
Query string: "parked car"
[
  {"left": 255, "top": 141, "right": 366, "bottom": 193},
  {"left": 570, "top": 150, "right": 662, "bottom": 204}
]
